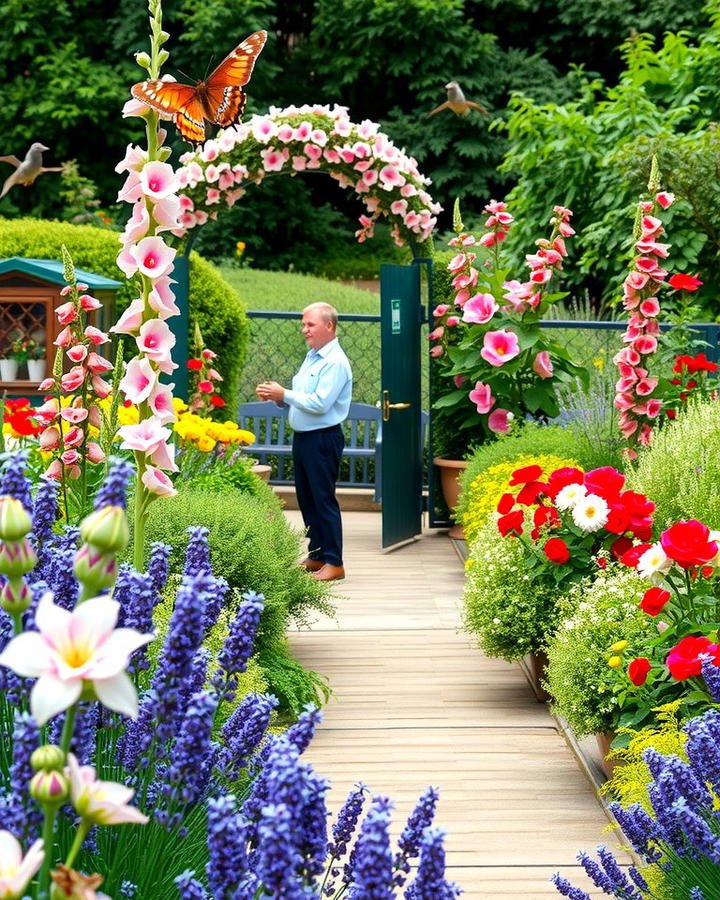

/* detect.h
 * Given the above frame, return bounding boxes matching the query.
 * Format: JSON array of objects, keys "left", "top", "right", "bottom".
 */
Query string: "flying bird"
[
  {"left": 428, "top": 82, "right": 489, "bottom": 118},
  {"left": 0, "top": 143, "right": 63, "bottom": 199},
  {"left": 131, "top": 30, "right": 267, "bottom": 144}
]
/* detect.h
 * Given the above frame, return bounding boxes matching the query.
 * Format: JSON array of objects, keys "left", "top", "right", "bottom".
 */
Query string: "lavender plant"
[
  {"left": 0, "top": 460, "right": 461, "bottom": 899},
  {"left": 552, "top": 707, "right": 720, "bottom": 899}
]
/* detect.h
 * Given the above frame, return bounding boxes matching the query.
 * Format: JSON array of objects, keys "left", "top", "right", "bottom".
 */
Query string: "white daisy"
[
  {"left": 571, "top": 493, "right": 609, "bottom": 532},
  {"left": 555, "top": 482, "right": 587, "bottom": 511},
  {"left": 637, "top": 543, "right": 672, "bottom": 580}
]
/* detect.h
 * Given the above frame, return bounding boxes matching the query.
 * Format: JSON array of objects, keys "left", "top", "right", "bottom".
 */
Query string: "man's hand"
[{"left": 255, "top": 381, "right": 285, "bottom": 402}]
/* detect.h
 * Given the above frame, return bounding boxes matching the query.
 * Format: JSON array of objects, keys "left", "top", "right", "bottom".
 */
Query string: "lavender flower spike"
[
  {"left": 347, "top": 796, "right": 395, "bottom": 900},
  {"left": 147, "top": 541, "right": 171, "bottom": 596},
  {"left": 395, "top": 786, "right": 440, "bottom": 880},
  {"left": 0, "top": 450, "right": 32, "bottom": 511},
  {"left": 404, "top": 827, "right": 462, "bottom": 899},
  {"left": 216, "top": 590, "right": 264, "bottom": 676},
  {"left": 31, "top": 477, "right": 59, "bottom": 546},
  {"left": 550, "top": 874, "right": 592, "bottom": 900},
  {"left": 94, "top": 458, "right": 134, "bottom": 510},
  {"left": 206, "top": 794, "right": 249, "bottom": 898},
  {"left": 183, "top": 526, "right": 211, "bottom": 577},
  {"left": 701, "top": 654, "right": 720, "bottom": 702},
  {"left": 175, "top": 870, "right": 208, "bottom": 900}
]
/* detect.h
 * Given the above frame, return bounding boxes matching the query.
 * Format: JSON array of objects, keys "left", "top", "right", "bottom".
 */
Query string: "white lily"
[
  {"left": 0, "top": 592, "right": 153, "bottom": 725},
  {"left": 0, "top": 831, "right": 43, "bottom": 900}
]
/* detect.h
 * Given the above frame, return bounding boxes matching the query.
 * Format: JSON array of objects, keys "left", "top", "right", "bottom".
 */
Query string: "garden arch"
[{"left": 172, "top": 104, "right": 440, "bottom": 546}]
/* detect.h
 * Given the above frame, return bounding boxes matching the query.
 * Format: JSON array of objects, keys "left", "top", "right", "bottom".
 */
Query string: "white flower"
[
  {"left": 0, "top": 832, "right": 43, "bottom": 900},
  {"left": 0, "top": 593, "right": 154, "bottom": 725},
  {"left": 67, "top": 754, "right": 148, "bottom": 826},
  {"left": 571, "top": 493, "right": 609, "bottom": 532},
  {"left": 555, "top": 482, "right": 587, "bottom": 510},
  {"left": 637, "top": 543, "right": 672, "bottom": 580}
]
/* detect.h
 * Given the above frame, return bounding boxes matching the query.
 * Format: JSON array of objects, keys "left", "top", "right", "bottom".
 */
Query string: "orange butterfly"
[{"left": 131, "top": 30, "right": 267, "bottom": 144}]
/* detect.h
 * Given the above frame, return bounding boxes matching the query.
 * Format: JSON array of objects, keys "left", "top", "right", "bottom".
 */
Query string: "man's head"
[{"left": 302, "top": 303, "right": 338, "bottom": 350}]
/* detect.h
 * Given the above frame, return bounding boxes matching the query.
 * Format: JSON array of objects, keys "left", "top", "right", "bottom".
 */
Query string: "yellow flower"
[
  {"left": 593, "top": 357, "right": 605, "bottom": 370},
  {"left": 608, "top": 656, "right": 622, "bottom": 669},
  {"left": 236, "top": 240, "right": 246, "bottom": 255},
  {"left": 611, "top": 640, "right": 628, "bottom": 653},
  {"left": 173, "top": 397, "right": 189, "bottom": 414},
  {"left": 197, "top": 435, "right": 216, "bottom": 452},
  {"left": 117, "top": 405, "right": 139, "bottom": 426}
]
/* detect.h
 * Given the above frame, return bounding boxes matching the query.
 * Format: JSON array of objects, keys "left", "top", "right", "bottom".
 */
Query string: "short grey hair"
[{"left": 303, "top": 302, "right": 338, "bottom": 329}]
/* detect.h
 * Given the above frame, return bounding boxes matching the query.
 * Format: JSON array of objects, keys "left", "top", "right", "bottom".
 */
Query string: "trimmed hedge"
[{"left": 0, "top": 218, "right": 248, "bottom": 411}]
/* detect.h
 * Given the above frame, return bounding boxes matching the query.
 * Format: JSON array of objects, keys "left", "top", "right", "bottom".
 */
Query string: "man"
[{"left": 255, "top": 302, "right": 352, "bottom": 581}]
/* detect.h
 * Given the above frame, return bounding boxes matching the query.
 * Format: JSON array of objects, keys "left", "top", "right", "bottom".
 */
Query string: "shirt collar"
[{"left": 308, "top": 338, "right": 338, "bottom": 359}]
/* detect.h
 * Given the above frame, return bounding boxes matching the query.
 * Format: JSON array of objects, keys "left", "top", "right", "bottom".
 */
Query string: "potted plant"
[
  {"left": 26, "top": 339, "right": 46, "bottom": 382},
  {"left": 0, "top": 336, "right": 28, "bottom": 381}
]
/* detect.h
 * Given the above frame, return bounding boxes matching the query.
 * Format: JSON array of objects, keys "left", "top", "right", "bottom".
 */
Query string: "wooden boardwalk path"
[{"left": 287, "top": 510, "right": 621, "bottom": 897}]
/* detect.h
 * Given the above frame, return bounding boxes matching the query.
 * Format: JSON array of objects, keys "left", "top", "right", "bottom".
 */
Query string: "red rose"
[
  {"left": 660, "top": 520, "right": 718, "bottom": 569},
  {"left": 628, "top": 657, "right": 652, "bottom": 686},
  {"left": 496, "top": 493, "right": 515, "bottom": 515},
  {"left": 640, "top": 586, "right": 670, "bottom": 616},
  {"left": 187, "top": 358, "right": 203, "bottom": 370},
  {"left": 544, "top": 537, "right": 570, "bottom": 564},
  {"left": 673, "top": 356, "right": 693, "bottom": 374},
  {"left": 584, "top": 467, "right": 625, "bottom": 500},
  {"left": 533, "top": 505, "right": 560, "bottom": 529},
  {"left": 619, "top": 543, "right": 652, "bottom": 568},
  {"left": 210, "top": 395, "right": 226, "bottom": 408},
  {"left": 693, "top": 352, "right": 718, "bottom": 373},
  {"left": 620, "top": 491, "right": 655, "bottom": 519},
  {"left": 605, "top": 503, "right": 630, "bottom": 535},
  {"left": 516, "top": 481, "right": 546, "bottom": 506},
  {"left": 667, "top": 635, "right": 719, "bottom": 680},
  {"left": 197, "top": 380, "right": 213, "bottom": 394},
  {"left": 509, "top": 464, "right": 543, "bottom": 486},
  {"left": 668, "top": 273, "right": 703, "bottom": 292},
  {"left": 497, "top": 510, "right": 524, "bottom": 537},
  {"left": 545, "top": 467, "right": 585, "bottom": 500}
]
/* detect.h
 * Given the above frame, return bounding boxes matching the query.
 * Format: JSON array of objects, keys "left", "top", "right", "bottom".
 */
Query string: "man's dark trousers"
[{"left": 292, "top": 424, "right": 344, "bottom": 567}]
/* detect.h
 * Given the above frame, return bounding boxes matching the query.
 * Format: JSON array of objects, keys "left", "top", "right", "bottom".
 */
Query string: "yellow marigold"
[
  {"left": 611, "top": 640, "right": 628, "bottom": 653},
  {"left": 197, "top": 435, "right": 216, "bottom": 452},
  {"left": 173, "top": 397, "right": 189, "bottom": 414},
  {"left": 608, "top": 655, "right": 622, "bottom": 669},
  {"left": 460, "top": 453, "right": 580, "bottom": 546},
  {"left": 117, "top": 404, "right": 139, "bottom": 426}
]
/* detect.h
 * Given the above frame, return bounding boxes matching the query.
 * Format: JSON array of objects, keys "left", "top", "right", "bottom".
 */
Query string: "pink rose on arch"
[
  {"left": 480, "top": 329, "right": 520, "bottom": 367},
  {"left": 468, "top": 381, "right": 494, "bottom": 414},
  {"left": 488, "top": 408, "right": 512, "bottom": 433},
  {"left": 462, "top": 293, "right": 498, "bottom": 325},
  {"left": 532, "top": 351, "right": 553, "bottom": 379}
]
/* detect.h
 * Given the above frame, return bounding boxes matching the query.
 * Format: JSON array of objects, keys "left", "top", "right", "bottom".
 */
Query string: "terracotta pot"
[
  {"left": 250, "top": 463, "right": 272, "bottom": 482},
  {"left": 595, "top": 731, "right": 622, "bottom": 780},
  {"left": 433, "top": 457, "right": 468, "bottom": 539},
  {"left": 523, "top": 650, "right": 552, "bottom": 703}
]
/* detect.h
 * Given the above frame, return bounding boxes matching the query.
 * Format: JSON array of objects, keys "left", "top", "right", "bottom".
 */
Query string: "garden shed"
[{"left": 0, "top": 256, "right": 121, "bottom": 391}]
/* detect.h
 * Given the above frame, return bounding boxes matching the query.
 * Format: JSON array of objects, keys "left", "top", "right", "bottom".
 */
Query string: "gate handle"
[{"left": 382, "top": 389, "right": 411, "bottom": 422}]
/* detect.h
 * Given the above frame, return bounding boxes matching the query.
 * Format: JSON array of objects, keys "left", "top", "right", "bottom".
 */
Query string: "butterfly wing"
[
  {"left": 204, "top": 30, "right": 267, "bottom": 127},
  {"left": 131, "top": 80, "right": 208, "bottom": 143}
]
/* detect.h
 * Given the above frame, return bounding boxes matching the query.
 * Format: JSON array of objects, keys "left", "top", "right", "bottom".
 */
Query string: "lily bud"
[
  {"left": 0, "top": 497, "right": 32, "bottom": 541},
  {"left": 79, "top": 506, "right": 129, "bottom": 555},
  {"left": 135, "top": 51, "right": 151, "bottom": 69},
  {"left": 157, "top": 49, "right": 169, "bottom": 66},
  {"left": 30, "top": 769, "right": 70, "bottom": 807},
  {"left": 0, "top": 538, "right": 38, "bottom": 578},
  {"left": 0, "top": 578, "right": 31, "bottom": 615},
  {"left": 31, "top": 745, "right": 66, "bottom": 772},
  {"left": 73, "top": 545, "right": 118, "bottom": 592}
]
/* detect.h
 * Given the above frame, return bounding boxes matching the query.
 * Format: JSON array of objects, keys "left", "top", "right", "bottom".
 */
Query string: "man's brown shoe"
[
  {"left": 299, "top": 558, "right": 324, "bottom": 572},
  {"left": 311, "top": 564, "right": 345, "bottom": 582}
]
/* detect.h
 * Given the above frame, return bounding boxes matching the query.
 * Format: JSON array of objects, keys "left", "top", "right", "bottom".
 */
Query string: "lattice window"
[{"left": 0, "top": 301, "right": 47, "bottom": 356}]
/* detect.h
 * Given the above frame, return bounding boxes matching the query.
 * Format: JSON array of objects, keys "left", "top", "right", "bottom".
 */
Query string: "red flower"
[
  {"left": 584, "top": 466, "right": 625, "bottom": 500},
  {"left": 544, "top": 537, "right": 569, "bottom": 564},
  {"left": 605, "top": 503, "right": 630, "bottom": 535},
  {"left": 197, "top": 380, "right": 213, "bottom": 394},
  {"left": 668, "top": 273, "right": 703, "bottom": 292},
  {"left": 545, "top": 466, "right": 584, "bottom": 500},
  {"left": 509, "top": 464, "right": 543, "bottom": 485},
  {"left": 187, "top": 359, "right": 203, "bottom": 370},
  {"left": 533, "top": 505, "right": 560, "bottom": 529},
  {"left": 6, "top": 410, "right": 41, "bottom": 436},
  {"left": 210, "top": 395, "right": 226, "bottom": 408},
  {"left": 640, "top": 586, "right": 670, "bottom": 616},
  {"left": 4, "top": 398, "right": 30, "bottom": 411},
  {"left": 628, "top": 657, "right": 652, "bottom": 686},
  {"left": 516, "top": 481, "right": 546, "bottom": 506},
  {"left": 497, "top": 510, "right": 524, "bottom": 537},
  {"left": 619, "top": 543, "right": 652, "bottom": 568},
  {"left": 611, "top": 536, "right": 634, "bottom": 559},
  {"left": 667, "top": 635, "right": 720, "bottom": 680},
  {"left": 692, "top": 352, "right": 718, "bottom": 373},
  {"left": 496, "top": 493, "right": 515, "bottom": 515},
  {"left": 666, "top": 409, "right": 677, "bottom": 420},
  {"left": 660, "top": 520, "right": 718, "bottom": 569}
]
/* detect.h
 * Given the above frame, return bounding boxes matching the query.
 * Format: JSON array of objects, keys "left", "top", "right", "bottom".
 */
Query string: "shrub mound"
[{"left": 0, "top": 217, "right": 248, "bottom": 411}]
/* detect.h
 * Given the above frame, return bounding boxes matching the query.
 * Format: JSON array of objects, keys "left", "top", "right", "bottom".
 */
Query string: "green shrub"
[
  {"left": 0, "top": 217, "right": 248, "bottom": 411},
  {"left": 628, "top": 398, "right": 720, "bottom": 530},
  {"left": 545, "top": 566, "right": 653, "bottom": 738},
  {"left": 463, "top": 515, "right": 558, "bottom": 660},
  {"left": 142, "top": 485, "right": 334, "bottom": 714}
]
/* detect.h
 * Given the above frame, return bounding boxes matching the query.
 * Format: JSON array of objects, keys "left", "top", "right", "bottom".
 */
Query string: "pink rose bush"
[
  {"left": 431, "top": 200, "right": 588, "bottom": 438},
  {"left": 172, "top": 106, "right": 440, "bottom": 248}
]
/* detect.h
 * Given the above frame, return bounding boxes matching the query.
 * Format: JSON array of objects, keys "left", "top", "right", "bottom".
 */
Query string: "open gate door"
[{"left": 379, "top": 262, "right": 424, "bottom": 549}]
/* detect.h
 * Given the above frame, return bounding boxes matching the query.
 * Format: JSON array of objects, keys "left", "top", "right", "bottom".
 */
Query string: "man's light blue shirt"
[{"left": 284, "top": 338, "right": 352, "bottom": 432}]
